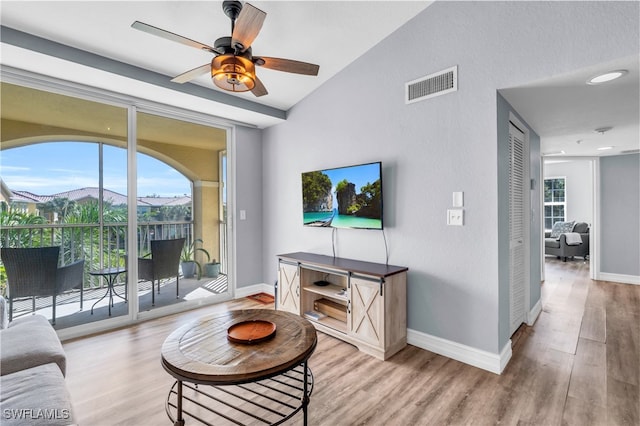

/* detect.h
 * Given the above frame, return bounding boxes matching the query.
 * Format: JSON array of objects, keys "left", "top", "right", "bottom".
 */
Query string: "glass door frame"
[
  {"left": 134, "top": 105, "right": 235, "bottom": 322},
  {"left": 1, "top": 66, "right": 237, "bottom": 340}
]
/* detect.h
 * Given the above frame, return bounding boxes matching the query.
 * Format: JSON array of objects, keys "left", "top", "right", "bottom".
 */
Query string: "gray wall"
[
  {"left": 261, "top": 2, "right": 639, "bottom": 355},
  {"left": 544, "top": 160, "right": 593, "bottom": 226},
  {"left": 600, "top": 154, "right": 640, "bottom": 276},
  {"left": 234, "top": 126, "right": 264, "bottom": 288}
]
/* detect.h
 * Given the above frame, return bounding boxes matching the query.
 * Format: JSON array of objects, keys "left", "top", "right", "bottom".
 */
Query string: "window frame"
[{"left": 544, "top": 176, "right": 567, "bottom": 231}]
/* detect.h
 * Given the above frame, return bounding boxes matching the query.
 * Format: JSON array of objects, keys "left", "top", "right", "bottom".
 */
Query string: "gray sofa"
[
  {"left": 544, "top": 221, "right": 590, "bottom": 262},
  {"left": 0, "top": 311, "right": 75, "bottom": 426}
]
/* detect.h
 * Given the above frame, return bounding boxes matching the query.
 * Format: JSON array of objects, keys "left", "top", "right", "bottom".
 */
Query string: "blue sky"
[
  {"left": 321, "top": 162, "right": 381, "bottom": 192},
  {"left": 0, "top": 141, "right": 191, "bottom": 197}
]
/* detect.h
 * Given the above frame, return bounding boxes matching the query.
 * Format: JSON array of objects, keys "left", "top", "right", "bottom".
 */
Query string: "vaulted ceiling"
[
  {"left": 1, "top": 1, "right": 638, "bottom": 156},
  {"left": 1, "top": 1, "right": 431, "bottom": 111}
]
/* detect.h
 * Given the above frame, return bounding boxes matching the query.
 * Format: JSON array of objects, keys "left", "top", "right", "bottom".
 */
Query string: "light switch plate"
[
  {"left": 453, "top": 191, "right": 464, "bottom": 207},
  {"left": 240, "top": 210, "right": 247, "bottom": 220},
  {"left": 447, "top": 209, "right": 464, "bottom": 226}
]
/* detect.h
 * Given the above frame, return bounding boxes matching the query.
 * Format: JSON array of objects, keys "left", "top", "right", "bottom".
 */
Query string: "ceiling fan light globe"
[{"left": 212, "top": 55, "right": 256, "bottom": 92}]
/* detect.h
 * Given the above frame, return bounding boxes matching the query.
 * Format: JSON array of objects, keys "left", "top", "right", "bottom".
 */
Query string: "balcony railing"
[
  {"left": 0, "top": 221, "right": 195, "bottom": 289},
  {"left": 1, "top": 220, "right": 230, "bottom": 327}
]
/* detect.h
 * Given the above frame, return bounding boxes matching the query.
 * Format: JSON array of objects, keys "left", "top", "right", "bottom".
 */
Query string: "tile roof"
[{"left": 10, "top": 187, "right": 190, "bottom": 207}]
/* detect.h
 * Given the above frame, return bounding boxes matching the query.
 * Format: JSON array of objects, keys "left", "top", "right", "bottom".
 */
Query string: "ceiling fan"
[{"left": 131, "top": 0, "right": 320, "bottom": 97}]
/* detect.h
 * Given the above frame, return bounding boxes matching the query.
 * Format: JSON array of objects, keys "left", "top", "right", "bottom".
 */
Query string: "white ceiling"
[
  {"left": 1, "top": 1, "right": 638, "bottom": 157},
  {"left": 0, "top": 1, "right": 431, "bottom": 111},
  {"left": 501, "top": 55, "right": 640, "bottom": 159}
]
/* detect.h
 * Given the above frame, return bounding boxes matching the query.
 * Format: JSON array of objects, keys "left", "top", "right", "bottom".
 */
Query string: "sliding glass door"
[
  {"left": 135, "top": 111, "right": 229, "bottom": 313},
  {"left": 1, "top": 81, "right": 231, "bottom": 332},
  {"left": 0, "top": 82, "right": 129, "bottom": 328}
]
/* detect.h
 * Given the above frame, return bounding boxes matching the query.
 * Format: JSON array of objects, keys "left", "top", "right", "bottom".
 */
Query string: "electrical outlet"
[{"left": 447, "top": 209, "right": 464, "bottom": 226}]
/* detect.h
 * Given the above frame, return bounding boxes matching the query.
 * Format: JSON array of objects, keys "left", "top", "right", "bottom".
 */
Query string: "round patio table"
[
  {"left": 161, "top": 309, "right": 317, "bottom": 426},
  {"left": 89, "top": 267, "right": 127, "bottom": 316}
]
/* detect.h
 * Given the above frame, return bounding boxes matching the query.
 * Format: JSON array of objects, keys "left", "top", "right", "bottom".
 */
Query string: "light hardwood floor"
[{"left": 63, "top": 259, "right": 639, "bottom": 425}]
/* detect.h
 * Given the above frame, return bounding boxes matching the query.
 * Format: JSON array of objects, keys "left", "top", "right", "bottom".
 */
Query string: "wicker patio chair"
[
  {"left": 1, "top": 246, "right": 84, "bottom": 325},
  {"left": 138, "top": 238, "right": 185, "bottom": 306}
]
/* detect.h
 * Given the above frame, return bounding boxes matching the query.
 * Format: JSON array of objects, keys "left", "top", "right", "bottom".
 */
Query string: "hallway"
[{"left": 517, "top": 257, "right": 640, "bottom": 424}]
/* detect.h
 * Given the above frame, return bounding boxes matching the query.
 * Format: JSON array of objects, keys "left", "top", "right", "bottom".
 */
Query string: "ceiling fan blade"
[
  {"left": 231, "top": 3, "right": 266, "bottom": 52},
  {"left": 132, "top": 21, "right": 223, "bottom": 54},
  {"left": 251, "top": 76, "right": 268, "bottom": 97},
  {"left": 256, "top": 57, "right": 320, "bottom": 76},
  {"left": 171, "top": 64, "right": 211, "bottom": 84}
]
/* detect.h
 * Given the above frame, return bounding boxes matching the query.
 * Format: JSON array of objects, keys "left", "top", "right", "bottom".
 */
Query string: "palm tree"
[
  {"left": 0, "top": 207, "right": 48, "bottom": 248},
  {"left": 63, "top": 200, "right": 127, "bottom": 267},
  {"left": 37, "top": 197, "right": 76, "bottom": 222}
]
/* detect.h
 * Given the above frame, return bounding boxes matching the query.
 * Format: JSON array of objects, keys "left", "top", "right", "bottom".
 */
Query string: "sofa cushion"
[
  {"left": 545, "top": 238, "right": 561, "bottom": 249},
  {"left": 1, "top": 315, "right": 66, "bottom": 376},
  {"left": 550, "top": 221, "right": 575, "bottom": 238},
  {"left": 0, "top": 363, "right": 74, "bottom": 426},
  {"left": 573, "top": 222, "right": 589, "bottom": 233}
]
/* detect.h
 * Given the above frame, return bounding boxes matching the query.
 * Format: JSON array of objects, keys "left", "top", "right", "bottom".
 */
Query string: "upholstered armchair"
[
  {"left": 1, "top": 246, "right": 84, "bottom": 325},
  {"left": 138, "top": 238, "right": 185, "bottom": 306},
  {"left": 544, "top": 222, "right": 590, "bottom": 262}
]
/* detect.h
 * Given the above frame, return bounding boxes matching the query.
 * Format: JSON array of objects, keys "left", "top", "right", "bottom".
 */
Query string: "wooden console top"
[{"left": 278, "top": 252, "right": 408, "bottom": 278}]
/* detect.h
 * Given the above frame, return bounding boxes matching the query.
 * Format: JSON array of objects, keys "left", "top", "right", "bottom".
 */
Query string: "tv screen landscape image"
[{"left": 302, "top": 162, "right": 383, "bottom": 230}]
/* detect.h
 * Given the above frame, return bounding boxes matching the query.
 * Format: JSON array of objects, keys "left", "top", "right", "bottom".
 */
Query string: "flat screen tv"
[{"left": 302, "top": 161, "right": 383, "bottom": 230}]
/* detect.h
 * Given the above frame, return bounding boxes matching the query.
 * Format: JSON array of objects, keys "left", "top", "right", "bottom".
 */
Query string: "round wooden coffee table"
[{"left": 161, "top": 309, "right": 317, "bottom": 426}]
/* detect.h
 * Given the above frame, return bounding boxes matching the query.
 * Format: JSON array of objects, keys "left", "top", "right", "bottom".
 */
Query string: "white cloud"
[
  {"left": 3, "top": 174, "right": 98, "bottom": 194},
  {"left": 137, "top": 175, "right": 190, "bottom": 197},
  {"left": 48, "top": 167, "right": 86, "bottom": 174},
  {"left": 0, "top": 165, "right": 30, "bottom": 172}
]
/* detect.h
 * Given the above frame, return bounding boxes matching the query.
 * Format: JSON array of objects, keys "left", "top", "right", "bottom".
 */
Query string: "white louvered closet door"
[{"left": 509, "top": 122, "right": 528, "bottom": 335}]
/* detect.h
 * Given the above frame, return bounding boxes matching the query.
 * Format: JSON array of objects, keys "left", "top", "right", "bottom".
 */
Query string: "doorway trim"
[
  {"left": 591, "top": 158, "right": 599, "bottom": 281},
  {"left": 508, "top": 113, "right": 531, "bottom": 335},
  {"left": 541, "top": 157, "right": 598, "bottom": 282}
]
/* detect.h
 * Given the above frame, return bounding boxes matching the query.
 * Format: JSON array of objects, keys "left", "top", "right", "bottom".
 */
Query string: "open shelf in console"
[
  {"left": 300, "top": 266, "right": 348, "bottom": 333},
  {"left": 303, "top": 284, "right": 347, "bottom": 301},
  {"left": 304, "top": 312, "right": 347, "bottom": 333}
]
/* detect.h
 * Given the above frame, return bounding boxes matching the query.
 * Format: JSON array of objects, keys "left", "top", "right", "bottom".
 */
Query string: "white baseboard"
[
  {"left": 499, "top": 340, "right": 513, "bottom": 373},
  {"left": 234, "top": 283, "right": 274, "bottom": 299},
  {"left": 528, "top": 299, "right": 542, "bottom": 325},
  {"left": 596, "top": 272, "right": 640, "bottom": 285},
  {"left": 407, "top": 328, "right": 512, "bottom": 375}
]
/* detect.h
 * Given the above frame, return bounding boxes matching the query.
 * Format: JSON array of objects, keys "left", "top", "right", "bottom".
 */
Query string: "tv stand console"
[{"left": 276, "top": 252, "right": 408, "bottom": 360}]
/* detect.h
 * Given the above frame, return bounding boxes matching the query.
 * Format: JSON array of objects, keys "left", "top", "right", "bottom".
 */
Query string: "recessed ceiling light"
[
  {"left": 587, "top": 70, "right": 628, "bottom": 85},
  {"left": 594, "top": 126, "right": 613, "bottom": 135},
  {"left": 544, "top": 150, "right": 566, "bottom": 156},
  {"left": 597, "top": 146, "right": 614, "bottom": 151}
]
